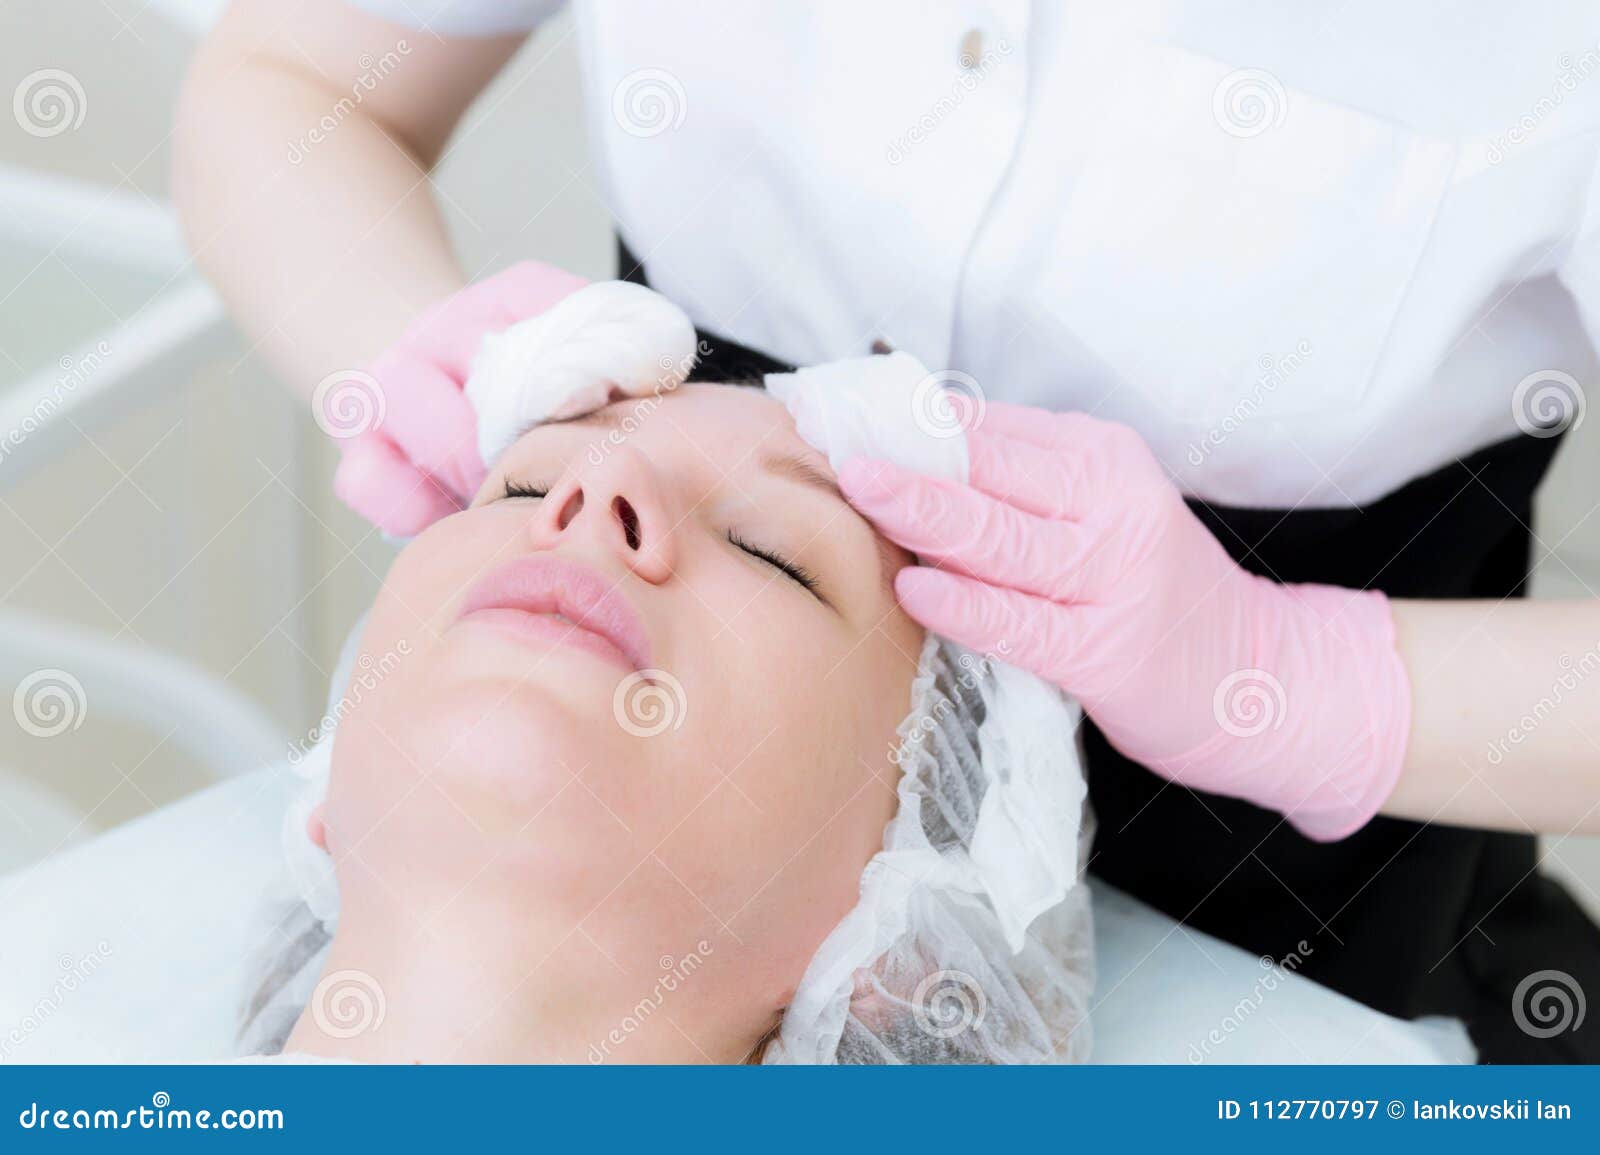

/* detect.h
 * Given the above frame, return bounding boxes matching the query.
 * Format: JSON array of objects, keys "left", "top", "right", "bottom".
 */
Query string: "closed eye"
[
  {"left": 727, "top": 530, "right": 826, "bottom": 603},
  {"left": 501, "top": 479, "right": 550, "bottom": 501},
  {"left": 501, "top": 476, "right": 828, "bottom": 605}
]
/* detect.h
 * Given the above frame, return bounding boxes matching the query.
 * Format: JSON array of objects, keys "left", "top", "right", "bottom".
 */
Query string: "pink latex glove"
[
  {"left": 838, "top": 403, "right": 1412, "bottom": 842},
  {"left": 329, "top": 261, "right": 588, "bottom": 535}
]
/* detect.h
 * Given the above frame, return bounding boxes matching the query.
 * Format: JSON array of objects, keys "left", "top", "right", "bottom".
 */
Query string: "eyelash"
[
  {"left": 500, "top": 477, "right": 824, "bottom": 601},
  {"left": 727, "top": 529, "right": 823, "bottom": 599}
]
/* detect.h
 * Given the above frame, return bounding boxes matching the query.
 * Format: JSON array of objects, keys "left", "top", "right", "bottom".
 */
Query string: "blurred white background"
[
  {"left": 1, "top": 0, "right": 1597, "bottom": 911},
  {"left": 0, "top": 0, "right": 610, "bottom": 863}
]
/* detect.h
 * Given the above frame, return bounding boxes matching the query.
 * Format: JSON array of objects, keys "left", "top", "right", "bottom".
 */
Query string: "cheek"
[
  {"left": 658, "top": 752, "right": 897, "bottom": 987},
  {"left": 635, "top": 636, "right": 911, "bottom": 975},
  {"left": 371, "top": 510, "right": 521, "bottom": 636}
]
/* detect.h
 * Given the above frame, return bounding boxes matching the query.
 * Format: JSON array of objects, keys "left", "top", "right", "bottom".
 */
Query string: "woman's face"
[{"left": 324, "top": 383, "right": 923, "bottom": 1057}]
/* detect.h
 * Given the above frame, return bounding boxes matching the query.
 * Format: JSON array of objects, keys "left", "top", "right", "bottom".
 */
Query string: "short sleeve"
[{"left": 338, "top": 0, "right": 560, "bottom": 36}]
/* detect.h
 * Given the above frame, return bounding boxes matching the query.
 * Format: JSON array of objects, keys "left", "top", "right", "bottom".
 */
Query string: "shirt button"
[{"left": 959, "top": 28, "right": 984, "bottom": 69}]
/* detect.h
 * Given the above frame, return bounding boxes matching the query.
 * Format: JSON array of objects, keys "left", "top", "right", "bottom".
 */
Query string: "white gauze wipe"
[{"left": 282, "top": 283, "right": 1093, "bottom": 1063}]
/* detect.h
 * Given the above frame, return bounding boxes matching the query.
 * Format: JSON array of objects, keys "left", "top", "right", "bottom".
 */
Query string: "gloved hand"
[
  {"left": 331, "top": 260, "right": 588, "bottom": 535},
  {"left": 838, "top": 402, "right": 1411, "bottom": 841}
]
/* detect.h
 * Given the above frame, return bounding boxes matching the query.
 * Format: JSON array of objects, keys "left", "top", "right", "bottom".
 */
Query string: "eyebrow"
[
  {"left": 518, "top": 406, "right": 629, "bottom": 439},
  {"left": 758, "top": 451, "right": 844, "bottom": 502}
]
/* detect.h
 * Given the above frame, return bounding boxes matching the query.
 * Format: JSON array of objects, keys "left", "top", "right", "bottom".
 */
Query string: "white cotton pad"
[
  {"left": 464, "top": 280, "right": 700, "bottom": 467},
  {"left": 764, "top": 351, "right": 970, "bottom": 483}
]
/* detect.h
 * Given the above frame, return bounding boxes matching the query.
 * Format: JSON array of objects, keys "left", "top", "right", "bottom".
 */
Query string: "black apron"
[{"left": 620, "top": 240, "right": 1600, "bottom": 1063}]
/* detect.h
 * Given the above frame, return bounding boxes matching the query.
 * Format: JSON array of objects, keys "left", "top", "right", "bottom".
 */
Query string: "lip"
[{"left": 456, "top": 555, "right": 652, "bottom": 674}]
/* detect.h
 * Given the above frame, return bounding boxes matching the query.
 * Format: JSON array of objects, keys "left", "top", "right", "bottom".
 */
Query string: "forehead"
[
  {"left": 642, "top": 382, "right": 796, "bottom": 447},
  {"left": 539, "top": 382, "right": 820, "bottom": 473}
]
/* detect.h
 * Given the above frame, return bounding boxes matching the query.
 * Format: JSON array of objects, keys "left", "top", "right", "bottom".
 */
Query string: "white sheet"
[{"left": 0, "top": 768, "right": 1472, "bottom": 1064}]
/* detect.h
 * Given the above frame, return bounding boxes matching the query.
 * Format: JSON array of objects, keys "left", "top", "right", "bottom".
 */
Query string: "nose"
[{"left": 526, "top": 445, "right": 676, "bottom": 584}]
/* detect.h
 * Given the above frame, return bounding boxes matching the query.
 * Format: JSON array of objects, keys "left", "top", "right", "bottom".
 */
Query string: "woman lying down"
[{"left": 240, "top": 283, "right": 1095, "bottom": 1064}]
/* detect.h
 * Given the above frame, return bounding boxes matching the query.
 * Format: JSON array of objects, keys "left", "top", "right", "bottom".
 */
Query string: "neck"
[
  {"left": 281, "top": 877, "right": 745, "bottom": 1063},
  {"left": 284, "top": 932, "right": 532, "bottom": 1062}
]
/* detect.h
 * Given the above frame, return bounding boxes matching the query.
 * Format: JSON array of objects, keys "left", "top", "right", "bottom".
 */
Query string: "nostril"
[
  {"left": 557, "top": 488, "right": 584, "bottom": 531},
  {"left": 613, "top": 496, "right": 642, "bottom": 551}
]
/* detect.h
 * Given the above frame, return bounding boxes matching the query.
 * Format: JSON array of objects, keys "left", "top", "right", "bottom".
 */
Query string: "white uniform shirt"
[{"left": 350, "top": 0, "right": 1600, "bottom": 508}]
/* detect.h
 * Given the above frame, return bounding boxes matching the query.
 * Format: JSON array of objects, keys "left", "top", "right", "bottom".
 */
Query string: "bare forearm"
[
  {"left": 174, "top": 53, "right": 462, "bottom": 395},
  {"left": 1384, "top": 598, "right": 1600, "bottom": 835},
  {"left": 172, "top": 2, "right": 523, "bottom": 396}
]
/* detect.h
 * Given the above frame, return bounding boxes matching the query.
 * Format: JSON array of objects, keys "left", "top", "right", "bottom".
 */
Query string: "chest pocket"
[{"left": 1036, "top": 39, "right": 1457, "bottom": 425}]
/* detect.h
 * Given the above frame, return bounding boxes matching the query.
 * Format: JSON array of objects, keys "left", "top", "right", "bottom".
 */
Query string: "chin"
[
  {"left": 334, "top": 653, "right": 605, "bottom": 812},
  {"left": 334, "top": 630, "right": 657, "bottom": 864},
  {"left": 411, "top": 688, "right": 608, "bottom": 802}
]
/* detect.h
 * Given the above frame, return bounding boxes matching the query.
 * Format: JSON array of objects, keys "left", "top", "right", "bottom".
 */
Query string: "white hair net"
[{"left": 281, "top": 282, "right": 1095, "bottom": 1063}]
